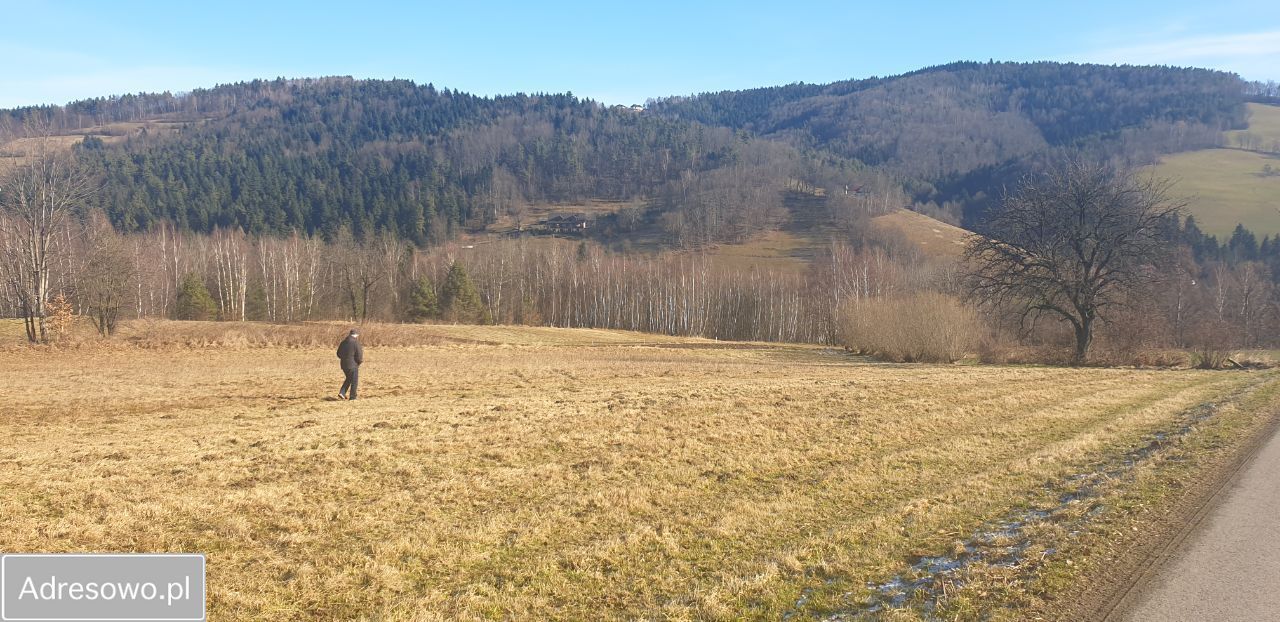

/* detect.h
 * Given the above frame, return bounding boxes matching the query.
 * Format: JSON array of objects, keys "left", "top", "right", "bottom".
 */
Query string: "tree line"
[{"left": 5, "top": 190, "right": 1277, "bottom": 363}]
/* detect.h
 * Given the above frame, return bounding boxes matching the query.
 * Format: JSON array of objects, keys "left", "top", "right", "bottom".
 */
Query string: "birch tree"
[{"left": 0, "top": 134, "right": 96, "bottom": 342}]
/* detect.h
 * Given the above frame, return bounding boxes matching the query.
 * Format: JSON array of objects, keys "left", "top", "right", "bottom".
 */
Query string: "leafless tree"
[
  {"left": 210, "top": 226, "right": 250, "bottom": 321},
  {"left": 0, "top": 128, "right": 96, "bottom": 342},
  {"left": 330, "top": 229, "right": 389, "bottom": 323},
  {"left": 80, "top": 213, "right": 137, "bottom": 336},
  {"left": 964, "top": 160, "right": 1181, "bottom": 364}
]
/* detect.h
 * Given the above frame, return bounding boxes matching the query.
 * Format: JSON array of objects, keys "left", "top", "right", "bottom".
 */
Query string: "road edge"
[{"left": 1069, "top": 380, "right": 1280, "bottom": 621}]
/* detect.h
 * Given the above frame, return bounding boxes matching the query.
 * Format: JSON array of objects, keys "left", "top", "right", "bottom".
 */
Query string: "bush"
[
  {"left": 1190, "top": 347, "right": 1236, "bottom": 370},
  {"left": 839, "top": 293, "right": 980, "bottom": 363},
  {"left": 1187, "top": 319, "right": 1238, "bottom": 369}
]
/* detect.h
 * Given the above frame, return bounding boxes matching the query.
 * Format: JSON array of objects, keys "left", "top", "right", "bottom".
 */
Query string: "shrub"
[
  {"left": 1190, "top": 347, "right": 1235, "bottom": 370},
  {"left": 1187, "top": 319, "right": 1237, "bottom": 370},
  {"left": 839, "top": 293, "right": 980, "bottom": 363}
]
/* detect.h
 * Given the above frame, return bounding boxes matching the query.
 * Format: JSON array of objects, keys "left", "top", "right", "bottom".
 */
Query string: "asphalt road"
[{"left": 1122, "top": 423, "right": 1280, "bottom": 621}]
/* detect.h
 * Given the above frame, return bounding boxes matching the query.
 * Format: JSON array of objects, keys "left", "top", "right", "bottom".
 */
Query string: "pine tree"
[
  {"left": 439, "top": 261, "right": 491, "bottom": 324},
  {"left": 174, "top": 273, "right": 217, "bottom": 321},
  {"left": 245, "top": 284, "right": 268, "bottom": 321},
  {"left": 406, "top": 275, "right": 440, "bottom": 322}
]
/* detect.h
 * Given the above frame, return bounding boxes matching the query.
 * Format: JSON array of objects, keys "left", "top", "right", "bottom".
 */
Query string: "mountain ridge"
[{"left": 0, "top": 61, "right": 1251, "bottom": 246}]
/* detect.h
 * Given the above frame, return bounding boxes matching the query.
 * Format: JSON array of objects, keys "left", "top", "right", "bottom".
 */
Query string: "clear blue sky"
[{"left": 2, "top": 0, "right": 1277, "bottom": 108}]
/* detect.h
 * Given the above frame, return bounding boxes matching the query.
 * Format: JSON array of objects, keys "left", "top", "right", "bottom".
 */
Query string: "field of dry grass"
[
  {"left": 870, "top": 209, "right": 970, "bottom": 260},
  {"left": 703, "top": 230, "right": 818, "bottom": 273},
  {"left": 1, "top": 321, "right": 1277, "bottom": 620}
]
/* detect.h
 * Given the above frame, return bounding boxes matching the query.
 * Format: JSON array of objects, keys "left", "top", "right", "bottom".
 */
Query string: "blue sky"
[{"left": 1, "top": 0, "right": 1277, "bottom": 108}]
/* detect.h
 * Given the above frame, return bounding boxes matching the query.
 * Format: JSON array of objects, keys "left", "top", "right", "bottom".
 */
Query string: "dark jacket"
[{"left": 337, "top": 335, "right": 364, "bottom": 370}]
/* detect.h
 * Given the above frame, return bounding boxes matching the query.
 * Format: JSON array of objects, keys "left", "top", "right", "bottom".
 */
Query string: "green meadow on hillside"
[{"left": 1150, "top": 103, "right": 1280, "bottom": 238}]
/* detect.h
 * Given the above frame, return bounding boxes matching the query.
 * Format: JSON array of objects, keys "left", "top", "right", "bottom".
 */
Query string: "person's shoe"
[{"left": 338, "top": 393, "right": 347, "bottom": 400}]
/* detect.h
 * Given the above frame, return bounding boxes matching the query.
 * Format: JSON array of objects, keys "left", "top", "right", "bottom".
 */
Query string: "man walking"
[{"left": 337, "top": 328, "right": 364, "bottom": 400}]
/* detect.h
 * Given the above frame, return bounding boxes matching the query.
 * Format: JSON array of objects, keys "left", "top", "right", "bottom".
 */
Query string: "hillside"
[
  {"left": 1226, "top": 102, "right": 1280, "bottom": 152},
  {"left": 1149, "top": 103, "right": 1280, "bottom": 237},
  {"left": 0, "top": 63, "right": 1249, "bottom": 246},
  {"left": 1151, "top": 148, "right": 1280, "bottom": 238},
  {"left": 651, "top": 62, "right": 1246, "bottom": 225},
  {"left": 871, "top": 208, "right": 971, "bottom": 260}
]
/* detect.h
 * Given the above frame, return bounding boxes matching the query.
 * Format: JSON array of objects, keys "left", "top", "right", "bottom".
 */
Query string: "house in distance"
[{"left": 541, "top": 214, "right": 590, "bottom": 234}]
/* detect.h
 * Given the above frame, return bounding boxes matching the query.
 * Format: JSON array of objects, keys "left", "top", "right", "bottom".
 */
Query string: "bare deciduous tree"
[
  {"left": 964, "top": 160, "right": 1181, "bottom": 364},
  {"left": 80, "top": 213, "right": 137, "bottom": 336},
  {"left": 331, "top": 229, "right": 388, "bottom": 323},
  {"left": 0, "top": 129, "right": 96, "bottom": 342}
]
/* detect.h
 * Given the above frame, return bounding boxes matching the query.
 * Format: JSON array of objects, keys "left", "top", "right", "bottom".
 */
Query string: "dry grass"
[
  {"left": 0, "top": 319, "right": 712, "bottom": 350},
  {"left": 704, "top": 230, "right": 820, "bottom": 273},
  {"left": 0, "top": 322, "right": 1275, "bottom": 620},
  {"left": 870, "top": 209, "right": 970, "bottom": 261},
  {"left": 0, "top": 119, "right": 186, "bottom": 173}
]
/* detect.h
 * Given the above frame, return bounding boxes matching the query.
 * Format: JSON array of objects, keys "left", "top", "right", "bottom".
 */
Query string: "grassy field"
[
  {"left": 871, "top": 209, "right": 970, "bottom": 260},
  {"left": 1147, "top": 103, "right": 1280, "bottom": 238},
  {"left": 0, "top": 119, "right": 186, "bottom": 173},
  {"left": 700, "top": 209, "right": 969, "bottom": 273},
  {"left": 1, "top": 321, "right": 1277, "bottom": 620},
  {"left": 703, "top": 230, "right": 817, "bottom": 272},
  {"left": 1149, "top": 148, "right": 1280, "bottom": 238},
  {"left": 1225, "top": 103, "right": 1280, "bottom": 148}
]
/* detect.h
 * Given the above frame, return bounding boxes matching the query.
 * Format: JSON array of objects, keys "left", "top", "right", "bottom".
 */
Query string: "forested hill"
[
  {"left": 0, "top": 62, "right": 1249, "bottom": 242},
  {"left": 649, "top": 62, "right": 1247, "bottom": 223}
]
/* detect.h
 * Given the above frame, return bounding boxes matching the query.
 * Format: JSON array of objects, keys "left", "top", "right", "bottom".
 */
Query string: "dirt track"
[{"left": 1118, "top": 421, "right": 1280, "bottom": 620}]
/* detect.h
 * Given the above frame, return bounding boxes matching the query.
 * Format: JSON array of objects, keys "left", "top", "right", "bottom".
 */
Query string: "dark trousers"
[{"left": 340, "top": 366, "right": 359, "bottom": 400}]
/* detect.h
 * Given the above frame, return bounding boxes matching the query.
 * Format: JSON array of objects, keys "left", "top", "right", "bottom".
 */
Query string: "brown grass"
[
  {"left": 704, "top": 230, "right": 819, "bottom": 273},
  {"left": 870, "top": 209, "right": 971, "bottom": 261},
  {"left": 0, "top": 322, "right": 1275, "bottom": 620},
  {"left": 0, "top": 319, "right": 710, "bottom": 351}
]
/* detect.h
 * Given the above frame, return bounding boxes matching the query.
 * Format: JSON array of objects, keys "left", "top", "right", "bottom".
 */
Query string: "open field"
[
  {"left": 2, "top": 321, "right": 1278, "bottom": 619},
  {"left": 695, "top": 209, "right": 968, "bottom": 273},
  {"left": 1225, "top": 103, "right": 1280, "bottom": 149},
  {"left": 703, "top": 230, "right": 817, "bottom": 272},
  {"left": 0, "top": 118, "right": 187, "bottom": 173},
  {"left": 1146, "top": 103, "right": 1280, "bottom": 238},
  {"left": 1148, "top": 148, "right": 1280, "bottom": 238},
  {"left": 871, "top": 209, "right": 970, "bottom": 260},
  {"left": 475, "top": 200, "right": 646, "bottom": 238}
]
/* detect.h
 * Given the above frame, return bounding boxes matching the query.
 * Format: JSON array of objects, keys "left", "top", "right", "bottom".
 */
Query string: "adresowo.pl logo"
[{"left": 1, "top": 554, "right": 205, "bottom": 622}]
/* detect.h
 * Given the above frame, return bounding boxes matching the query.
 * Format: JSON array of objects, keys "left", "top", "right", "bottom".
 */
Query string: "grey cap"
[{"left": 349, "top": 329, "right": 360, "bottom": 337}]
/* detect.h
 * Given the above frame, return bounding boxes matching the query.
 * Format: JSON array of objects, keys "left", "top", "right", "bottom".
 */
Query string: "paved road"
[{"left": 1123, "top": 423, "right": 1280, "bottom": 621}]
